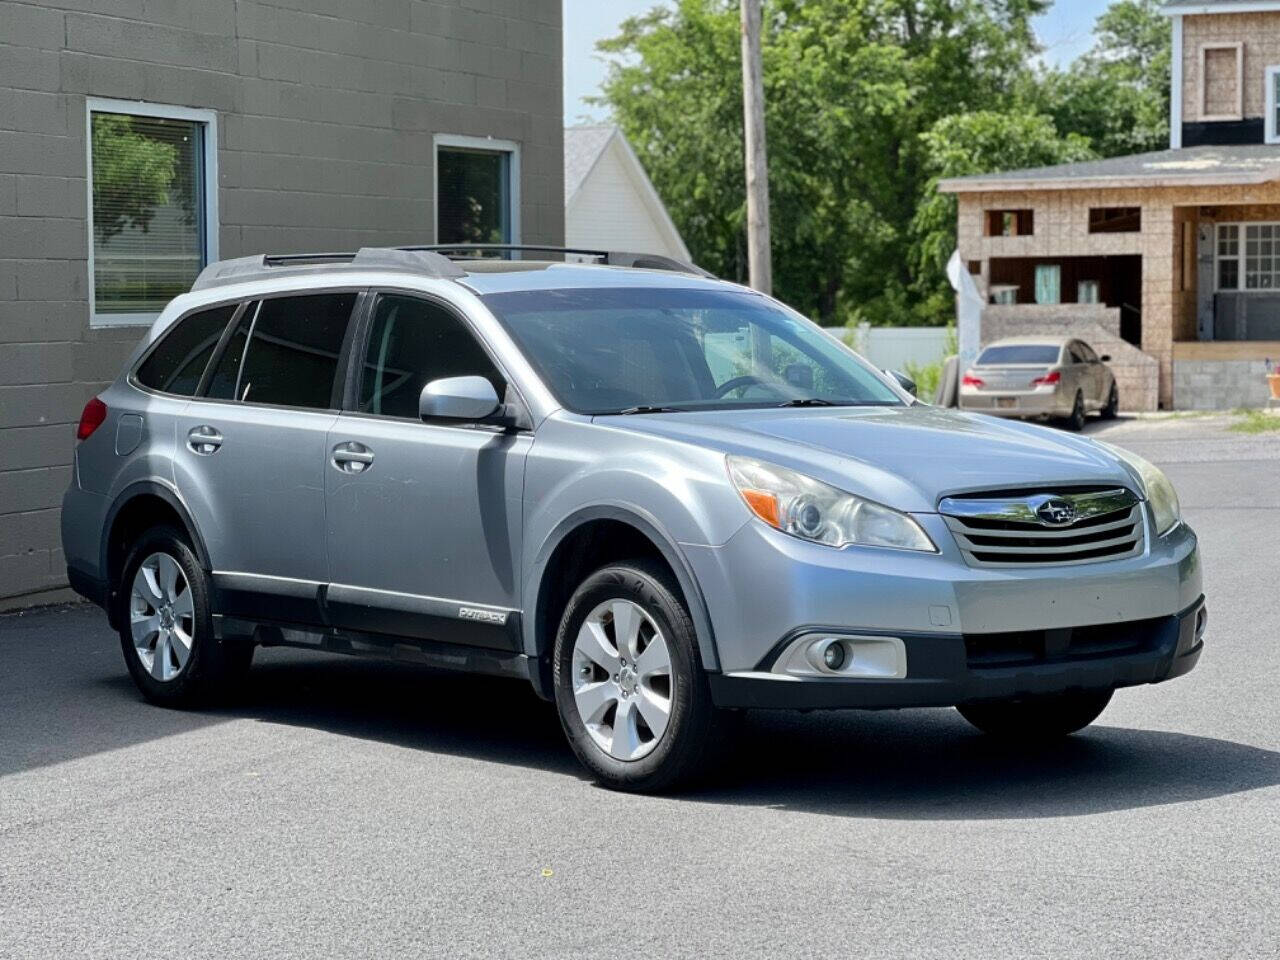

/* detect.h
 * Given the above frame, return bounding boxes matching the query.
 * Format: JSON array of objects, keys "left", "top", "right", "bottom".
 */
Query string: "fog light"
[{"left": 822, "top": 641, "right": 846, "bottom": 671}]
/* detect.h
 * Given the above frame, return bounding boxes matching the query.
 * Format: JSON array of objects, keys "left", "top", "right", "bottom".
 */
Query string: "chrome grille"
[{"left": 939, "top": 488, "right": 1145, "bottom": 567}]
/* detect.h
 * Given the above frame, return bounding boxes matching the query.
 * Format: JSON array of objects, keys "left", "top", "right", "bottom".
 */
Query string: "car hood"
[{"left": 610, "top": 404, "right": 1136, "bottom": 513}]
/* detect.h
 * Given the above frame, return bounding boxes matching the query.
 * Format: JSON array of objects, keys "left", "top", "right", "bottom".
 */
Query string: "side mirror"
[
  {"left": 888, "top": 369, "right": 917, "bottom": 398},
  {"left": 1100, "top": 354, "right": 1112, "bottom": 363},
  {"left": 419, "top": 376, "right": 502, "bottom": 422}
]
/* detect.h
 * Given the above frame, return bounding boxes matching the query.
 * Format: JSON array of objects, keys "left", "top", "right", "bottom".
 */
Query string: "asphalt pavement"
[{"left": 2, "top": 413, "right": 1277, "bottom": 959}]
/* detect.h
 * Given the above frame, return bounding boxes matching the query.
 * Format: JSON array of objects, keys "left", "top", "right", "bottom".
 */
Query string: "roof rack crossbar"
[
  {"left": 190, "top": 244, "right": 712, "bottom": 293},
  {"left": 191, "top": 247, "right": 464, "bottom": 291},
  {"left": 404, "top": 244, "right": 714, "bottom": 278}
]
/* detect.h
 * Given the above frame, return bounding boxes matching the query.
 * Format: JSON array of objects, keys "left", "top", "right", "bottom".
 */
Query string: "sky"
[{"left": 563, "top": 0, "right": 1114, "bottom": 124}]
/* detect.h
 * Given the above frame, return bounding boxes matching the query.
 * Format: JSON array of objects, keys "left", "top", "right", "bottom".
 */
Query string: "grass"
[{"left": 1228, "top": 408, "right": 1280, "bottom": 434}]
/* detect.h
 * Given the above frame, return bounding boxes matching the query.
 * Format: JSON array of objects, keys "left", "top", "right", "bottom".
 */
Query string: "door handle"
[
  {"left": 332, "top": 441, "right": 374, "bottom": 473},
  {"left": 187, "top": 425, "right": 223, "bottom": 455}
]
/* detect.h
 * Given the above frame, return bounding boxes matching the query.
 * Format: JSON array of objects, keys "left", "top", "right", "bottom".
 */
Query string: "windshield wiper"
[
  {"left": 776, "top": 398, "right": 836, "bottom": 408},
  {"left": 616, "top": 405, "right": 683, "bottom": 415}
]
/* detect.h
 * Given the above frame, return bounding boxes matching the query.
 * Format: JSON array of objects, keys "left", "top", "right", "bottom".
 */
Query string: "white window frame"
[
  {"left": 1199, "top": 43, "right": 1244, "bottom": 123},
  {"left": 1213, "top": 221, "right": 1280, "bottom": 291},
  {"left": 85, "top": 98, "right": 219, "bottom": 328},
  {"left": 432, "top": 133, "right": 521, "bottom": 247},
  {"left": 1266, "top": 65, "right": 1280, "bottom": 143}
]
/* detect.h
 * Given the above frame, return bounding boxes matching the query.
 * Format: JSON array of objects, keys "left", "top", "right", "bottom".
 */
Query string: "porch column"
[{"left": 1140, "top": 203, "right": 1176, "bottom": 408}]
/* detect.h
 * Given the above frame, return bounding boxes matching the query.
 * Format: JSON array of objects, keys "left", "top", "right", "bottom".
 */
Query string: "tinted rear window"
[
  {"left": 977, "top": 345, "right": 1061, "bottom": 365},
  {"left": 136, "top": 304, "right": 236, "bottom": 396},
  {"left": 234, "top": 293, "right": 357, "bottom": 408}
]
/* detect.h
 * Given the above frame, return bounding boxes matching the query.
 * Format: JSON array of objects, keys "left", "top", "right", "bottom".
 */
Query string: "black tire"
[
  {"left": 1102, "top": 381, "right": 1119, "bottom": 419},
  {"left": 1061, "top": 391, "right": 1086, "bottom": 431},
  {"left": 956, "top": 689, "right": 1113, "bottom": 741},
  {"left": 116, "top": 526, "right": 253, "bottom": 707},
  {"left": 553, "top": 560, "right": 730, "bottom": 793}
]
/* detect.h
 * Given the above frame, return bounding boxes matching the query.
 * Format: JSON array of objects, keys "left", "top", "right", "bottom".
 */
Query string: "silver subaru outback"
[{"left": 62, "top": 246, "right": 1205, "bottom": 792}]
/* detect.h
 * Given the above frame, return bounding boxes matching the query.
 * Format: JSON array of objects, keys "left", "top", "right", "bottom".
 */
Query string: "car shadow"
[{"left": 203, "top": 651, "right": 1279, "bottom": 821}]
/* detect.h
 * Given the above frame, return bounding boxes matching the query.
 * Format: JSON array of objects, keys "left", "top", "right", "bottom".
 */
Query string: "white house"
[{"left": 564, "top": 125, "right": 691, "bottom": 260}]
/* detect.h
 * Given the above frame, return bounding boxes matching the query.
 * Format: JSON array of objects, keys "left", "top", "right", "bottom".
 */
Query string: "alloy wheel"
[
  {"left": 129, "top": 552, "right": 195, "bottom": 682},
  {"left": 571, "top": 598, "right": 674, "bottom": 761}
]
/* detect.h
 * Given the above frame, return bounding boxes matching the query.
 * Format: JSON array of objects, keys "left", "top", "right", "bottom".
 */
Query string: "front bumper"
[
  {"left": 709, "top": 596, "right": 1205, "bottom": 709},
  {"left": 684, "top": 509, "right": 1204, "bottom": 709}
]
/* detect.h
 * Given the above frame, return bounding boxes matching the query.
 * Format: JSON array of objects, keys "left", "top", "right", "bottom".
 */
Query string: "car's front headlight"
[
  {"left": 1097, "top": 441, "right": 1181, "bottom": 535},
  {"left": 727, "top": 456, "right": 936, "bottom": 552}
]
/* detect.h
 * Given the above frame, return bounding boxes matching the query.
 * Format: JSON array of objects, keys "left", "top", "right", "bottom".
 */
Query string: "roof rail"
[
  {"left": 404, "top": 244, "right": 715, "bottom": 278},
  {"left": 190, "top": 247, "right": 465, "bottom": 292}
]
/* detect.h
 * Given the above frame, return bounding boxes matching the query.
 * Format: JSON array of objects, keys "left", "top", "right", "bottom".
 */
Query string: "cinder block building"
[
  {"left": 0, "top": 0, "right": 564, "bottom": 608},
  {"left": 940, "top": 0, "right": 1280, "bottom": 411}
]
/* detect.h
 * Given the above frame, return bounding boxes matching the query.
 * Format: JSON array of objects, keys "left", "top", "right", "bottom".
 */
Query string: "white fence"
[{"left": 825, "top": 324, "right": 952, "bottom": 371}]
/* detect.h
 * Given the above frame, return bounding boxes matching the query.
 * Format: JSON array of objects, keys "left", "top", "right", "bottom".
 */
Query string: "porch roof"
[{"left": 937, "top": 145, "right": 1280, "bottom": 194}]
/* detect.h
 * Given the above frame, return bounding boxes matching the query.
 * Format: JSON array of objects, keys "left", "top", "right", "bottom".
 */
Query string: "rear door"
[
  {"left": 1077, "top": 341, "right": 1107, "bottom": 405},
  {"left": 323, "top": 291, "right": 531, "bottom": 650},
  {"left": 174, "top": 291, "right": 360, "bottom": 623}
]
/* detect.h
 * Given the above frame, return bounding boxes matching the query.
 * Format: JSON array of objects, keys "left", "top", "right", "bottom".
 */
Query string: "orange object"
[
  {"left": 1268, "top": 373, "right": 1280, "bottom": 400},
  {"left": 741, "top": 489, "right": 781, "bottom": 528}
]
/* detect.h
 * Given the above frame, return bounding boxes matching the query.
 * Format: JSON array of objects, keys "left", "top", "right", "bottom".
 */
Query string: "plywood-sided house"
[{"left": 940, "top": 0, "right": 1280, "bottom": 410}]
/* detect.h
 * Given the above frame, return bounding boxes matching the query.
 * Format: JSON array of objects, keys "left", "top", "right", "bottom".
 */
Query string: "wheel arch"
[
  {"left": 101, "top": 481, "right": 211, "bottom": 629},
  {"left": 525, "top": 505, "right": 721, "bottom": 686}
]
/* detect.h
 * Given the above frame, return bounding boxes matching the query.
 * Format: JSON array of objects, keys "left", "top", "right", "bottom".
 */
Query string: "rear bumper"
[
  {"left": 708, "top": 596, "right": 1205, "bottom": 710},
  {"left": 959, "top": 390, "right": 1067, "bottom": 418}
]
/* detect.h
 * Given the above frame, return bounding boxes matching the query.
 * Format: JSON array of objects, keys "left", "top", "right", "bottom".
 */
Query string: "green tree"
[
  {"left": 596, "top": 0, "right": 1051, "bottom": 326},
  {"left": 1032, "top": 0, "right": 1171, "bottom": 157},
  {"left": 911, "top": 111, "right": 1095, "bottom": 316},
  {"left": 90, "top": 113, "right": 177, "bottom": 244}
]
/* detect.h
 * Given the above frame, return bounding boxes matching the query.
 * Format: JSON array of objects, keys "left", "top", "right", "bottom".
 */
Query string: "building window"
[
  {"left": 1266, "top": 66, "right": 1280, "bottom": 143},
  {"left": 1034, "top": 265, "right": 1061, "bottom": 304},
  {"left": 86, "top": 99, "right": 218, "bottom": 327},
  {"left": 1088, "top": 207, "right": 1141, "bottom": 234},
  {"left": 985, "top": 209, "right": 1033, "bottom": 237},
  {"left": 1078, "top": 280, "right": 1101, "bottom": 304},
  {"left": 1200, "top": 43, "right": 1243, "bottom": 122},
  {"left": 1215, "top": 222, "right": 1280, "bottom": 290},
  {"left": 434, "top": 135, "right": 521, "bottom": 247}
]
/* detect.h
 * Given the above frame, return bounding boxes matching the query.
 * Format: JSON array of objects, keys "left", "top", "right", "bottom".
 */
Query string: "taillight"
[
  {"left": 961, "top": 372, "right": 984, "bottom": 387},
  {"left": 77, "top": 396, "right": 108, "bottom": 441},
  {"left": 1032, "top": 370, "right": 1062, "bottom": 387}
]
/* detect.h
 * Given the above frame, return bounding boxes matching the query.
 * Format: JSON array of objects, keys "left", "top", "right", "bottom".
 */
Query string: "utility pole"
[{"left": 740, "top": 0, "right": 772, "bottom": 296}]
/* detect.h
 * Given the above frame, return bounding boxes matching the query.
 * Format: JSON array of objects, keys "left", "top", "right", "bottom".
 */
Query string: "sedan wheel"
[
  {"left": 571, "top": 598, "right": 674, "bottom": 761},
  {"left": 130, "top": 552, "right": 195, "bottom": 682}
]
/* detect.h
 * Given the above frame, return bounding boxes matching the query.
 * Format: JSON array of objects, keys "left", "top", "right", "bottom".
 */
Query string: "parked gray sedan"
[
  {"left": 62, "top": 247, "right": 1202, "bottom": 792},
  {"left": 959, "top": 336, "right": 1119, "bottom": 430}
]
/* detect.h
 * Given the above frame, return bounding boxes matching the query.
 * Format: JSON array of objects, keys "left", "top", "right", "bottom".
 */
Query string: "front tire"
[
  {"left": 117, "top": 526, "right": 252, "bottom": 707},
  {"left": 553, "top": 561, "right": 727, "bottom": 792},
  {"left": 1102, "top": 381, "right": 1119, "bottom": 419},
  {"left": 957, "top": 689, "right": 1113, "bottom": 741}
]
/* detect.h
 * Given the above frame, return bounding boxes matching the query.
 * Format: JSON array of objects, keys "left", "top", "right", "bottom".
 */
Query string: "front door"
[
  {"left": 174, "top": 291, "right": 359, "bottom": 622},
  {"left": 324, "top": 291, "right": 531, "bottom": 650}
]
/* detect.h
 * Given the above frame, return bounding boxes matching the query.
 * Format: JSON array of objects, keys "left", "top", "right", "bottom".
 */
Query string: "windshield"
[
  {"left": 977, "top": 344, "right": 1062, "bottom": 365},
  {"left": 481, "top": 287, "right": 903, "bottom": 414}
]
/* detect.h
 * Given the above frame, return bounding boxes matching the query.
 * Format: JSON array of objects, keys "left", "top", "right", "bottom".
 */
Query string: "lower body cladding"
[{"left": 684, "top": 512, "right": 1204, "bottom": 710}]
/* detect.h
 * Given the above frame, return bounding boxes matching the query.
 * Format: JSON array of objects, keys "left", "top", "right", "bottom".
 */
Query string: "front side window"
[
  {"left": 88, "top": 100, "right": 217, "bottom": 325},
  {"left": 135, "top": 304, "right": 237, "bottom": 396},
  {"left": 358, "top": 294, "right": 505, "bottom": 419},
  {"left": 210, "top": 294, "right": 356, "bottom": 408},
  {"left": 482, "top": 287, "right": 902, "bottom": 415},
  {"left": 436, "top": 138, "right": 517, "bottom": 245}
]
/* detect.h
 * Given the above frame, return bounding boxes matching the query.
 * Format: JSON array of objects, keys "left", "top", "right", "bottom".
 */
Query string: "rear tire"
[
  {"left": 957, "top": 689, "right": 1113, "bottom": 741},
  {"left": 1102, "top": 382, "right": 1119, "bottom": 419},
  {"left": 116, "top": 526, "right": 252, "bottom": 707},
  {"left": 1061, "top": 391, "right": 1086, "bottom": 431},
  {"left": 553, "top": 560, "right": 730, "bottom": 793}
]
